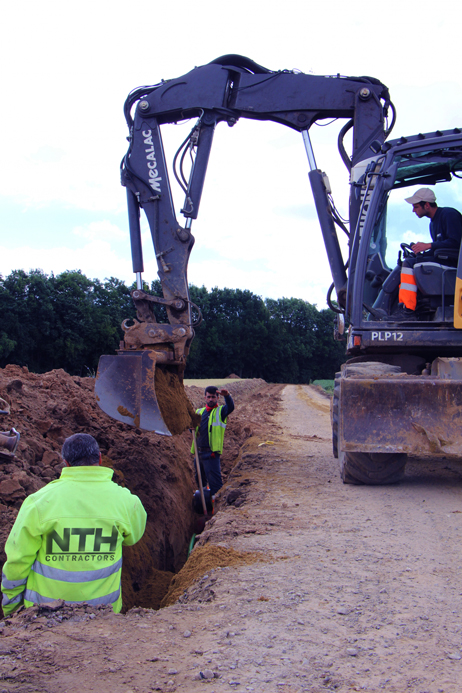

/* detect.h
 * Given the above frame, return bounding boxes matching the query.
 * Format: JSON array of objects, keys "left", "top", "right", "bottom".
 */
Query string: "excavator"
[{"left": 95, "top": 55, "right": 462, "bottom": 484}]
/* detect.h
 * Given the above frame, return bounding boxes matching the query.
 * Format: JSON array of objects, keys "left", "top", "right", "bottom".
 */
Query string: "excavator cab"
[
  {"left": 354, "top": 139, "right": 462, "bottom": 326},
  {"left": 332, "top": 133, "right": 462, "bottom": 483}
]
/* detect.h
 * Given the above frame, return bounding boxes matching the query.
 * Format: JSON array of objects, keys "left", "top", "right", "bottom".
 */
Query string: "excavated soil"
[
  {"left": 161, "top": 545, "right": 267, "bottom": 608},
  {"left": 0, "top": 365, "right": 278, "bottom": 613},
  {"left": 2, "top": 377, "right": 462, "bottom": 693},
  {"left": 155, "top": 368, "right": 201, "bottom": 435}
]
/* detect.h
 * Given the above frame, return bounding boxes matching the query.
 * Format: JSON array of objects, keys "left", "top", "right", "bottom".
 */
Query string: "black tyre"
[
  {"left": 339, "top": 450, "right": 407, "bottom": 485},
  {"left": 331, "top": 373, "right": 341, "bottom": 459},
  {"left": 336, "top": 361, "right": 407, "bottom": 485}
]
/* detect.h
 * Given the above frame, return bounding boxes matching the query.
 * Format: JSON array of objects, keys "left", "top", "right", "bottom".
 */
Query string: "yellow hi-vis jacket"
[
  {"left": 1, "top": 466, "right": 146, "bottom": 615},
  {"left": 190, "top": 406, "right": 227, "bottom": 455}
]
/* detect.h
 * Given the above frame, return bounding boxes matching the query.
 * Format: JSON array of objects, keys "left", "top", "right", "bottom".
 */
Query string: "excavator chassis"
[{"left": 333, "top": 360, "right": 462, "bottom": 484}]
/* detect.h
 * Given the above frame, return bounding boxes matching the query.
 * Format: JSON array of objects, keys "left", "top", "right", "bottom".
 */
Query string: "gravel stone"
[{"left": 201, "top": 669, "right": 214, "bottom": 680}]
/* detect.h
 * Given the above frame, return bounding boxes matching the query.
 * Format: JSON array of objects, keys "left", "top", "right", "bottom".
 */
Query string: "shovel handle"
[{"left": 193, "top": 430, "right": 208, "bottom": 516}]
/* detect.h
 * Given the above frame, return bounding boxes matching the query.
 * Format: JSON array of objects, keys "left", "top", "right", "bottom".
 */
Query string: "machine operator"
[{"left": 392, "top": 187, "right": 462, "bottom": 321}]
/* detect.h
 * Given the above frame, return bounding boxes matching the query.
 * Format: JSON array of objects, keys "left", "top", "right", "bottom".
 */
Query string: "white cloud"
[
  {"left": 2, "top": 0, "right": 462, "bottom": 312},
  {"left": 0, "top": 241, "right": 133, "bottom": 284},
  {"left": 73, "top": 220, "right": 126, "bottom": 242}
]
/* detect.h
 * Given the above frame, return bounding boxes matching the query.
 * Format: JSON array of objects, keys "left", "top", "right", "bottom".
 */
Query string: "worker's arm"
[
  {"left": 2, "top": 499, "right": 42, "bottom": 615},
  {"left": 431, "top": 208, "right": 462, "bottom": 251},
  {"left": 411, "top": 242, "right": 432, "bottom": 253},
  {"left": 121, "top": 495, "right": 147, "bottom": 547},
  {"left": 220, "top": 392, "right": 235, "bottom": 419}
]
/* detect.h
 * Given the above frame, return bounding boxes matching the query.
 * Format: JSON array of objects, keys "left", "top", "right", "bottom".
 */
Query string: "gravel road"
[{"left": 2, "top": 383, "right": 462, "bottom": 693}]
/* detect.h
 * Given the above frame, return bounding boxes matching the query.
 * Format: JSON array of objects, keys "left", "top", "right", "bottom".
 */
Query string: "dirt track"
[{"left": 2, "top": 383, "right": 462, "bottom": 692}]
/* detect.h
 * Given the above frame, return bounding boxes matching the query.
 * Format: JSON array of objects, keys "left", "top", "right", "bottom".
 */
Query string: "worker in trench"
[
  {"left": 191, "top": 386, "right": 235, "bottom": 498},
  {"left": 1, "top": 433, "right": 147, "bottom": 616}
]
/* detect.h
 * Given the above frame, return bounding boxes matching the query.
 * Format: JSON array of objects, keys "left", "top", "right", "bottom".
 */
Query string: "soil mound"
[
  {"left": 0, "top": 366, "right": 276, "bottom": 613},
  {"left": 0, "top": 364, "right": 197, "bottom": 614},
  {"left": 155, "top": 367, "right": 201, "bottom": 434},
  {"left": 161, "top": 544, "right": 265, "bottom": 607}
]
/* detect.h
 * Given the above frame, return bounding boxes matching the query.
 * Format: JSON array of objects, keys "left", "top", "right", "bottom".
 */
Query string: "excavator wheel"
[
  {"left": 339, "top": 450, "right": 407, "bottom": 485},
  {"left": 334, "top": 362, "right": 407, "bottom": 485},
  {"left": 330, "top": 372, "right": 341, "bottom": 459}
]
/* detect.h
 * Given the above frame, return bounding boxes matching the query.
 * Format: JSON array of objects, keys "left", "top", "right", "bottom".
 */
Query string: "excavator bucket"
[{"left": 95, "top": 351, "right": 171, "bottom": 436}]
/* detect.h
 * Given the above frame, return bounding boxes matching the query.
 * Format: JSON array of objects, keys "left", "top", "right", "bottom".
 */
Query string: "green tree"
[
  {"left": 187, "top": 287, "right": 270, "bottom": 379},
  {"left": 0, "top": 270, "right": 136, "bottom": 375},
  {"left": 0, "top": 271, "right": 344, "bottom": 382}
]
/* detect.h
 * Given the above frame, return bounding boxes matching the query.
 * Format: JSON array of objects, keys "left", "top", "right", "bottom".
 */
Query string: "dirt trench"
[
  {"left": 0, "top": 366, "right": 281, "bottom": 612},
  {"left": 2, "top": 381, "right": 462, "bottom": 693}
]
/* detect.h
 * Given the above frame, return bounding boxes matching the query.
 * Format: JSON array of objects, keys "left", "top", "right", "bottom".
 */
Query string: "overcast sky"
[{"left": 2, "top": 0, "right": 462, "bottom": 308}]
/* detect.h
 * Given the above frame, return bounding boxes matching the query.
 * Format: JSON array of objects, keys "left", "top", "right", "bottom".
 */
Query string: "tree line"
[{"left": 0, "top": 270, "right": 345, "bottom": 382}]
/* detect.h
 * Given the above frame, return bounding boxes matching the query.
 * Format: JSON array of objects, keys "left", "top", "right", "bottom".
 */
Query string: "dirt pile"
[
  {"left": 2, "top": 384, "right": 462, "bottom": 693},
  {"left": 155, "top": 367, "right": 201, "bottom": 434},
  {"left": 1, "top": 599, "right": 115, "bottom": 632},
  {"left": 161, "top": 544, "right": 266, "bottom": 607},
  {"left": 0, "top": 366, "right": 278, "bottom": 614}
]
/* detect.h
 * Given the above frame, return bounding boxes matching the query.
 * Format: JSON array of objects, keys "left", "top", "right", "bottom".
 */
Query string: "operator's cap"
[{"left": 405, "top": 187, "right": 436, "bottom": 204}]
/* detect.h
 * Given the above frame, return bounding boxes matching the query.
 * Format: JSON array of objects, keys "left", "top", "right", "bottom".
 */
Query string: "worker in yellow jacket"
[
  {"left": 1, "top": 433, "right": 146, "bottom": 615},
  {"left": 190, "top": 386, "right": 234, "bottom": 496}
]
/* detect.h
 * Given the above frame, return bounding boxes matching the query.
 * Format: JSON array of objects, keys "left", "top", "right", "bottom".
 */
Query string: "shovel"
[
  {"left": 95, "top": 350, "right": 171, "bottom": 436},
  {"left": 192, "top": 429, "right": 208, "bottom": 516}
]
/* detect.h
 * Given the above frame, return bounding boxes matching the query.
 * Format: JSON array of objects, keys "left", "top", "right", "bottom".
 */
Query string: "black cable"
[
  {"left": 124, "top": 84, "right": 163, "bottom": 128},
  {"left": 332, "top": 210, "right": 350, "bottom": 237},
  {"left": 337, "top": 119, "right": 354, "bottom": 172},
  {"left": 326, "top": 283, "right": 344, "bottom": 314},
  {"left": 208, "top": 55, "right": 273, "bottom": 75},
  {"left": 234, "top": 71, "right": 290, "bottom": 93},
  {"left": 186, "top": 300, "right": 203, "bottom": 327},
  {"left": 172, "top": 116, "right": 203, "bottom": 194},
  {"left": 328, "top": 193, "right": 349, "bottom": 225},
  {"left": 315, "top": 118, "right": 338, "bottom": 127},
  {"left": 179, "top": 142, "right": 191, "bottom": 190},
  {"left": 385, "top": 101, "right": 397, "bottom": 138},
  {"left": 173, "top": 130, "right": 196, "bottom": 194}
]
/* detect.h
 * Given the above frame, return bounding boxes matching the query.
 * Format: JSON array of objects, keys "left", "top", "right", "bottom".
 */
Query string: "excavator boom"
[{"left": 96, "top": 55, "right": 392, "bottom": 433}]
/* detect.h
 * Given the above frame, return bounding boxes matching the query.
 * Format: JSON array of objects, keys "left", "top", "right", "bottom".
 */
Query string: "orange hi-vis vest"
[{"left": 398, "top": 266, "right": 418, "bottom": 310}]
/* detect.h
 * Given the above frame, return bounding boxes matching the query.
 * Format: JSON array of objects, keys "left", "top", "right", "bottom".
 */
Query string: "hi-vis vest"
[
  {"left": 191, "top": 406, "right": 228, "bottom": 455},
  {"left": 1, "top": 466, "right": 146, "bottom": 615}
]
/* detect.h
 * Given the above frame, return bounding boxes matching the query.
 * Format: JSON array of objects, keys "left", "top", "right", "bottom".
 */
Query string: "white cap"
[{"left": 405, "top": 187, "right": 436, "bottom": 204}]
